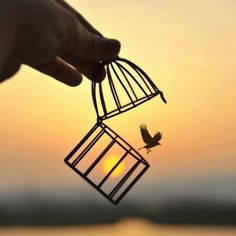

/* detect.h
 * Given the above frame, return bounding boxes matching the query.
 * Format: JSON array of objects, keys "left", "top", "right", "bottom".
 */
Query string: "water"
[{"left": 0, "top": 219, "right": 235, "bottom": 236}]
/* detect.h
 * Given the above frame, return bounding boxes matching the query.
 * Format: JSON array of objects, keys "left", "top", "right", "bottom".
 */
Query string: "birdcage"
[{"left": 65, "top": 57, "right": 166, "bottom": 204}]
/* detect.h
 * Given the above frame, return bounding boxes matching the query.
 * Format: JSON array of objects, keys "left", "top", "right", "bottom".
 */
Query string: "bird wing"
[
  {"left": 153, "top": 132, "right": 162, "bottom": 143},
  {"left": 140, "top": 124, "right": 153, "bottom": 144}
]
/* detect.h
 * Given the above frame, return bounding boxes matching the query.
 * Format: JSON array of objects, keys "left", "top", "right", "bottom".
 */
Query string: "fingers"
[
  {"left": 33, "top": 57, "right": 82, "bottom": 86},
  {"left": 55, "top": 0, "right": 102, "bottom": 36},
  {"left": 61, "top": 53, "right": 106, "bottom": 82},
  {"left": 56, "top": 0, "right": 121, "bottom": 61},
  {"left": 71, "top": 24, "right": 121, "bottom": 61},
  {"left": 31, "top": 0, "right": 120, "bottom": 86}
]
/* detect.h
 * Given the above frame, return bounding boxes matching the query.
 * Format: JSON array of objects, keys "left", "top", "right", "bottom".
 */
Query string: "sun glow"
[{"left": 103, "top": 155, "right": 125, "bottom": 177}]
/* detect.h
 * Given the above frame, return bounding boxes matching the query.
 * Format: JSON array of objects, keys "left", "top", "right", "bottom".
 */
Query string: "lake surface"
[{"left": 0, "top": 219, "right": 236, "bottom": 236}]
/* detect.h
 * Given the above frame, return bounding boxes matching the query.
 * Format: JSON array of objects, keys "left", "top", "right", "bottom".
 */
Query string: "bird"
[{"left": 138, "top": 124, "right": 162, "bottom": 154}]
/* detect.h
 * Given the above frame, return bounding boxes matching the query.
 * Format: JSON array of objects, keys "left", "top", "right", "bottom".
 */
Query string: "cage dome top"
[{"left": 92, "top": 57, "right": 167, "bottom": 121}]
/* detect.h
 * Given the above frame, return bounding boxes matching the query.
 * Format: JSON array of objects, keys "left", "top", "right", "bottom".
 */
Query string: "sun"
[{"left": 103, "top": 155, "right": 125, "bottom": 177}]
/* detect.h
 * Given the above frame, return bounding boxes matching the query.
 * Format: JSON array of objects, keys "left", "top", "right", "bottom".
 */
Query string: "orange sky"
[{"left": 0, "top": 0, "right": 235, "bottom": 194}]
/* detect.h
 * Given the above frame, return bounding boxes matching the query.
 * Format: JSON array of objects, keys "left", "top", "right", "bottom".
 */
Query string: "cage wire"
[{"left": 65, "top": 57, "right": 166, "bottom": 204}]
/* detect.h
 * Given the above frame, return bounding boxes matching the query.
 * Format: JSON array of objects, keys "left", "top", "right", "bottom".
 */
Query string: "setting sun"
[{"left": 103, "top": 155, "right": 125, "bottom": 177}]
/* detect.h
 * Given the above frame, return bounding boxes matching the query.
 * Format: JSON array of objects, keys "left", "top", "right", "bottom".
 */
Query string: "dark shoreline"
[{"left": 0, "top": 200, "right": 236, "bottom": 226}]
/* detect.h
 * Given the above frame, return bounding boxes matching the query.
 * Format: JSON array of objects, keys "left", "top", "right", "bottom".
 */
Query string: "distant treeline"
[{"left": 0, "top": 200, "right": 235, "bottom": 226}]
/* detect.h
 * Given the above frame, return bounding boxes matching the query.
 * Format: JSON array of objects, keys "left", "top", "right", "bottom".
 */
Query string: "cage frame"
[{"left": 65, "top": 57, "right": 166, "bottom": 205}]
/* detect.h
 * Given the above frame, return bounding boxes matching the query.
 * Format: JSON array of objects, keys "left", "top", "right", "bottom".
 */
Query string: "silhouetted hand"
[{"left": 0, "top": 0, "right": 121, "bottom": 85}]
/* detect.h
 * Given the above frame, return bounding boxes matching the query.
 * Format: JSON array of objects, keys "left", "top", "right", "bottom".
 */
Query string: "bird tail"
[{"left": 138, "top": 146, "right": 145, "bottom": 150}]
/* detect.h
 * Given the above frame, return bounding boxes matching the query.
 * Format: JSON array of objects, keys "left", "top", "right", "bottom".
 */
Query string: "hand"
[{"left": 0, "top": 0, "right": 121, "bottom": 85}]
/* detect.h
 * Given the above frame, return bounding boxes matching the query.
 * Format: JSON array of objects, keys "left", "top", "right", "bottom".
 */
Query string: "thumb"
[{"left": 69, "top": 21, "right": 121, "bottom": 61}]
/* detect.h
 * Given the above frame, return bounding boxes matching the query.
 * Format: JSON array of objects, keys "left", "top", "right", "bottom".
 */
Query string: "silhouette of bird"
[{"left": 138, "top": 124, "right": 162, "bottom": 154}]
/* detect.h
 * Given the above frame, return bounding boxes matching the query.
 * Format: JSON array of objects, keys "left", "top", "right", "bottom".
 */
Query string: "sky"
[{"left": 0, "top": 0, "right": 235, "bottom": 201}]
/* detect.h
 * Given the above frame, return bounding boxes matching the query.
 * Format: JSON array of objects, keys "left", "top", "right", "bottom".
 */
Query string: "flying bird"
[{"left": 138, "top": 124, "right": 162, "bottom": 154}]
